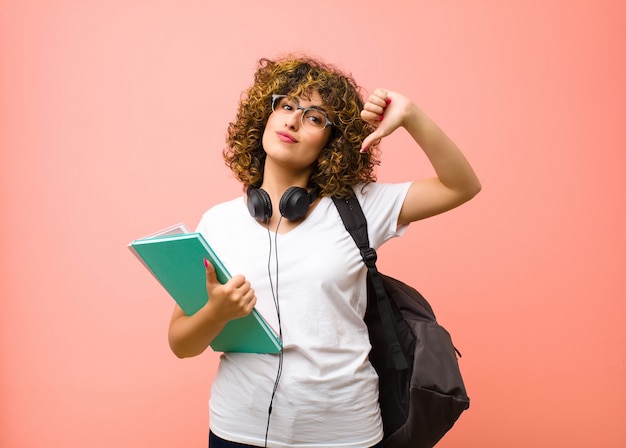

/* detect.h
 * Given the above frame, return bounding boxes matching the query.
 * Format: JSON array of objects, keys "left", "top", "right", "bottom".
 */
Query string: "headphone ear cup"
[
  {"left": 247, "top": 188, "right": 272, "bottom": 222},
  {"left": 279, "top": 186, "right": 311, "bottom": 221}
]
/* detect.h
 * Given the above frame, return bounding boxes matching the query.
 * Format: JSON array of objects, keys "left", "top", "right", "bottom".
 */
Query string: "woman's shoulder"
[
  {"left": 353, "top": 181, "right": 412, "bottom": 203},
  {"left": 197, "top": 195, "right": 247, "bottom": 230},
  {"left": 204, "top": 194, "right": 247, "bottom": 214}
]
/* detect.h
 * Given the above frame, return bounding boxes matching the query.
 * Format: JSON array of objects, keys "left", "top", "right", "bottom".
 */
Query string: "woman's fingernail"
[
  {"left": 379, "top": 115, "right": 384, "bottom": 120},
  {"left": 360, "top": 147, "right": 367, "bottom": 153},
  {"left": 385, "top": 98, "right": 392, "bottom": 104},
  {"left": 203, "top": 258, "right": 209, "bottom": 268}
]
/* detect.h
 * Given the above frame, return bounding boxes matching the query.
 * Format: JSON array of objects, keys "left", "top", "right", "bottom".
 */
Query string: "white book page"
[{"left": 138, "top": 222, "right": 191, "bottom": 240}]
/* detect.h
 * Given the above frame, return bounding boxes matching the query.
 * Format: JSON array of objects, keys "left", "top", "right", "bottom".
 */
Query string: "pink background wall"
[{"left": 2, "top": 1, "right": 625, "bottom": 446}]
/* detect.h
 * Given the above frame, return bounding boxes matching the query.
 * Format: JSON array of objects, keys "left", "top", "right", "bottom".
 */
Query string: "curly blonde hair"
[{"left": 223, "top": 55, "right": 380, "bottom": 198}]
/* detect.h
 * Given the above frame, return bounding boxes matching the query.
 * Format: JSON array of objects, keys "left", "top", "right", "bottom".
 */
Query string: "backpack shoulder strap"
[{"left": 332, "top": 195, "right": 409, "bottom": 371}]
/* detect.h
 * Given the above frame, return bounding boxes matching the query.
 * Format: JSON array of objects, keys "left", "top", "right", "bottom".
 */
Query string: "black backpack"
[{"left": 333, "top": 195, "right": 470, "bottom": 448}]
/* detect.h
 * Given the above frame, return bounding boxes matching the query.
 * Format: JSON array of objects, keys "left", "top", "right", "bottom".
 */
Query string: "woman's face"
[{"left": 261, "top": 90, "right": 332, "bottom": 173}]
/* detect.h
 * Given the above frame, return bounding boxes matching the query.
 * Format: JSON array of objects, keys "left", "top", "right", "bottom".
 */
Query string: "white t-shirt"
[{"left": 196, "top": 182, "right": 411, "bottom": 448}]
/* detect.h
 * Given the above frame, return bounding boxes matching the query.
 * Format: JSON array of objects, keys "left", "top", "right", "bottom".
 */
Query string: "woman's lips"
[{"left": 276, "top": 131, "right": 297, "bottom": 143}]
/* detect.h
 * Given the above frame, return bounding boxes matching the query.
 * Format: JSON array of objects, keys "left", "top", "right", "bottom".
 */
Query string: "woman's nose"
[{"left": 284, "top": 110, "right": 302, "bottom": 129}]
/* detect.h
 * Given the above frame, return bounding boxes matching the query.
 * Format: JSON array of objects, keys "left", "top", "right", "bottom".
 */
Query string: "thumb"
[
  {"left": 204, "top": 258, "right": 219, "bottom": 288},
  {"left": 360, "top": 130, "right": 384, "bottom": 153}
]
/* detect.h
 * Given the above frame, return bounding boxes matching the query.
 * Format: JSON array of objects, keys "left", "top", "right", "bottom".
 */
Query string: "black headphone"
[{"left": 247, "top": 185, "right": 320, "bottom": 222}]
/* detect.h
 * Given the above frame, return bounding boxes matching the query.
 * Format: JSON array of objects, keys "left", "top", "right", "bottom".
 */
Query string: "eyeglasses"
[{"left": 271, "top": 94, "right": 332, "bottom": 132}]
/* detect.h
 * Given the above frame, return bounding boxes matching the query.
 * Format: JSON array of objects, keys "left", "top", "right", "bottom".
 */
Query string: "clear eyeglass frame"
[{"left": 271, "top": 94, "right": 333, "bottom": 131}]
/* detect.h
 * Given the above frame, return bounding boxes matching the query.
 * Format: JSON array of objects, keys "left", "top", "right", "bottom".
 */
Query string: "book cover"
[{"left": 129, "top": 225, "right": 282, "bottom": 354}]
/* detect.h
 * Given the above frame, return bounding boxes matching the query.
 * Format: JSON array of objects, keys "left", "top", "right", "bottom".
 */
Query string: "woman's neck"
[{"left": 260, "top": 163, "right": 313, "bottom": 197}]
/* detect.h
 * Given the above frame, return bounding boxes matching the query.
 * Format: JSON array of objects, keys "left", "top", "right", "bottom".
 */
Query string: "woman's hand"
[
  {"left": 203, "top": 258, "right": 256, "bottom": 321},
  {"left": 360, "top": 88, "right": 414, "bottom": 152},
  {"left": 167, "top": 259, "right": 256, "bottom": 358}
]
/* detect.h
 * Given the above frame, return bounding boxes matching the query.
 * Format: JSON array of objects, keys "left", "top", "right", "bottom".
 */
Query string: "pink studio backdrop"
[{"left": 1, "top": 1, "right": 625, "bottom": 447}]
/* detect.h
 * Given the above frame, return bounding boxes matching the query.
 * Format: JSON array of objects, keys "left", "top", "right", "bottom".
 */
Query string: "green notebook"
[{"left": 129, "top": 223, "right": 282, "bottom": 354}]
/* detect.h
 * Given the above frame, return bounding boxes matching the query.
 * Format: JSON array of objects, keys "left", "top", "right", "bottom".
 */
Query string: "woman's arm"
[
  {"left": 361, "top": 89, "right": 481, "bottom": 225},
  {"left": 168, "top": 260, "right": 256, "bottom": 358}
]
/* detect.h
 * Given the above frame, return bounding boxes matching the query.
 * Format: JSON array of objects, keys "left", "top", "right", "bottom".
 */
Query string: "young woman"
[{"left": 167, "top": 55, "right": 481, "bottom": 448}]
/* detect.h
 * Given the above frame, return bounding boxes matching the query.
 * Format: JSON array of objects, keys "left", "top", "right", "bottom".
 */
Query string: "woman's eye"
[
  {"left": 281, "top": 99, "right": 295, "bottom": 111},
  {"left": 305, "top": 111, "right": 326, "bottom": 126}
]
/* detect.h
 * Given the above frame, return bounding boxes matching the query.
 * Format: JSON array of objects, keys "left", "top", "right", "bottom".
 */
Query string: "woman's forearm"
[
  {"left": 168, "top": 302, "right": 228, "bottom": 358},
  {"left": 403, "top": 103, "right": 481, "bottom": 199}
]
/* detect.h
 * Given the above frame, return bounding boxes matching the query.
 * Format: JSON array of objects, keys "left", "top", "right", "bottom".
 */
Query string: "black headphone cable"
[{"left": 264, "top": 218, "right": 284, "bottom": 448}]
